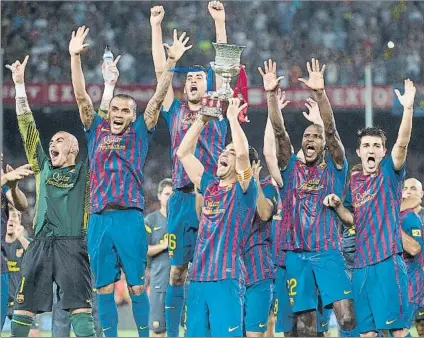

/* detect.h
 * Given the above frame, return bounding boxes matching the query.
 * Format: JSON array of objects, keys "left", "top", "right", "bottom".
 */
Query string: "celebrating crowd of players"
[{"left": 1, "top": 1, "right": 423, "bottom": 337}]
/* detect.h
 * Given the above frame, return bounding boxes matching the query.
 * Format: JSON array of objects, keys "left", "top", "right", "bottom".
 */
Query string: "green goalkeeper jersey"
[{"left": 17, "top": 112, "right": 90, "bottom": 237}]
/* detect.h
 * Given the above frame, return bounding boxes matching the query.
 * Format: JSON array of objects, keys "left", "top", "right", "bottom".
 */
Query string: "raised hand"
[
  {"left": 4, "top": 164, "right": 33, "bottom": 188},
  {"left": 302, "top": 98, "right": 323, "bottom": 126},
  {"left": 5, "top": 55, "right": 29, "bottom": 85},
  {"left": 252, "top": 160, "right": 262, "bottom": 183},
  {"left": 150, "top": 6, "right": 165, "bottom": 26},
  {"left": 102, "top": 55, "right": 121, "bottom": 86},
  {"left": 258, "top": 59, "right": 284, "bottom": 92},
  {"left": 298, "top": 58, "right": 326, "bottom": 91},
  {"left": 14, "top": 225, "right": 25, "bottom": 240},
  {"left": 226, "top": 98, "right": 248, "bottom": 120},
  {"left": 323, "top": 193, "right": 341, "bottom": 208},
  {"left": 208, "top": 1, "right": 225, "bottom": 22},
  {"left": 163, "top": 29, "right": 192, "bottom": 62},
  {"left": 394, "top": 79, "right": 416, "bottom": 110},
  {"left": 69, "top": 26, "right": 90, "bottom": 56},
  {"left": 277, "top": 88, "right": 290, "bottom": 111}
]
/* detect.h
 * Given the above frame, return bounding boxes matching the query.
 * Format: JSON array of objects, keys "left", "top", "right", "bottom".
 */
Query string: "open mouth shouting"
[
  {"left": 190, "top": 84, "right": 198, "bottom": 95},
  {"left": 305, "top": 144, "right": 316, "bottom": 157},
  {"left": 50, "top": 149, "right": 60, "bottom": 162},
  {"left": 367, "top": 155, "right": 376, "bottom": 169}
]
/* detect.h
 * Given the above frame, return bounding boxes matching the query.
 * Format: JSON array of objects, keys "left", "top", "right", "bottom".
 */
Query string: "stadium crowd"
[{"left": 2, "top": 0, "right": 424, "bottom": 86}]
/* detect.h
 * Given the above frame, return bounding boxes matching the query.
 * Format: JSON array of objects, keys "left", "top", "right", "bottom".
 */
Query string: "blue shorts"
[
  {"left": 317, "top": 300, "right": 332, "bottom": 333},
  {"left": 185, "top": 279, "right": 245, "bottom": 337},
  {"left": 87, "top": 209, "right": 147, "bottom": 288},
  {"left": 1, "top": 273, "right": 8, "bottom": 330},
  {"left": 244, "top": 279, "right": 273, "bottom": 332},
  {"left": 285, "top": 250, "right": 352, "bottom": 313},
  {"left": 274, "top": 267, "right": 296, "bottom": 333},
  {"left": 167, "top": 190, "right": 199, "bottom": 266},
  {"left": 353, "top": 254, "right": 408, "bottom": 333}
]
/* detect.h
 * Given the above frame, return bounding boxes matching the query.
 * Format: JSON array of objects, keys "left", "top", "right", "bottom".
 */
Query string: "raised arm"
[
  {"left": 150, "top": 6, "right": 174, "bottom": 111},
  {"left": 401, "top": 230, "right": 421, "bottom": 256},
  {"left": 392, "top": 79, "right": 416, "bottom": 170},
  {"left": 259, "top": 59, "right": 292, "bottom": 170},
  {"left": 69, "top": 26, "right": 95, "bottom": 129},
  {"left": 177, "top": 115, "right": 211, "bottom": 188},
  {"left": 4, "top": 165, "right": 30, "bottom": 212},
  {"left": 263, "top": 88, "right": 288, "bottom": 186},
  {"left": 6, "top": 55, "right": 46, "bottom": 175},
  {"left": 323, "top": 193, "right": 354, "bottom": 226},
  {"left": 252, "top": 161, "right": 274, "bottom": 221},
  {"left": 208, "top": 1, "right": 227, "bottom": 89},
  {"left": 227, "top": 98, "right": 251, "bottom": 192},
  {"left": 98, "top": 55, "right": 121, "bottom": 117},
  {"left": 144, "top": 30, "right": 192, "bottom": 130},
  {"left": 298, "top": 59, "right": 345, "bottom": 169}
]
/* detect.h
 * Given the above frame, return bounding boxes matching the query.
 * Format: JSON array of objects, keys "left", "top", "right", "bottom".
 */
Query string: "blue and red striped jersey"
[
  {"left": 1, "top": 185, "right": 9, "bottom": 274},
  {"left": 162, "top": 99, "right": 227, "bottom": 189},
  {"left": 344, "top": 156, "right": 405, "bottom": 268},
  {"left": 280, "top": 153, "right": 347, "bottom": 252},
  {"left": 243, "top": 178, "right": 278, "bottom": 285},
  {"left": 85, "top": 113, "right": 152, "bottom": 214},
  {"left": 400, "top": 209, "right": 424, "bottom": 306},
  {"left": 272, "top": 186, "right": 288, "bottom": 267},
  {"left": 190, "top": 172, "right": 258, "bottom": 282}
]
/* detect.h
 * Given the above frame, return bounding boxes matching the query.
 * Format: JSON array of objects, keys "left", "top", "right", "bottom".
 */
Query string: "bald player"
[
  {"left": 403, "top": 178, "right": 424, "bottom": 336},
  {"left": 7, "top": 55, "right": 95, "bottom": 337}
]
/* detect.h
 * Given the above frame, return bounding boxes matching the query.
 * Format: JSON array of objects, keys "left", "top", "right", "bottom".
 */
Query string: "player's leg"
[
  {"left": 316, "top": 296, "right": 331, "bottom": 337},
  {"left": 244, "top": 279, "right": 273, "bottom": 336},
  {"left": 311, "top": 249, "right": 358, "bottom": 337},
  {"left": 1, "top": 272, "right": 9, "bottom": 330},
  {"left": 28, "top": 314, "right": 41, "bottom": 337},
  {"left": 12, "top": 239, "right": 53, "bottom": 337},
  {"left": 166, "top": 191, "right": 198, "bottom": 337},
  {"left": 352, "top": 263, "right": 377, "bottom": 336},
  {"left": 90, "top": 285, "right": 103, "bottom": 337},
  {"left": 113, "top": 209, "right": 150, "bottom": 337},
  {"left": 370, "top": 254, "right": 408, "bottom": 337},
  {"left": 87, "top": 212, "right": 120, "bottom": 337},
  {"left": 285, "top": 251, "right": 318, "bottom": 336},
  {"left": 184, "top": 281, "right": 209, "bottom": 337},
  {"left": 274, "top": 266, "right": 297, "bottom": 336},
  {"left": 55, "top": 238, "right": 95, "bottom": 337},
  {"left": 52, "top": 282, "right": 72, "bottom": 336},
  {"left": 208, "top": 280, "right": 245, "bottom": 337},
  {"left": 266, "top": 285, "right": 277, "bottom": 337},
  {"left": 149, "top": 287, "right": 166, "bottom": 337}
]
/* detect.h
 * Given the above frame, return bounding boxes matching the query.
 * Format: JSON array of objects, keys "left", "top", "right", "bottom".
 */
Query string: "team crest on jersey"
[
  {"left": 16, "top": 293, "right": 24, "bottom": 304},
  {"left": 16, "top": 248, "right": 24, "bottom": 258},
  {"left": 181, "top": 111, "right": 197, "bottom": 127}
]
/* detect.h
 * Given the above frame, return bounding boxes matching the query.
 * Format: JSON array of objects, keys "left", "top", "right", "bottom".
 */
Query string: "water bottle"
[{"left": 103, "top": 46, "right": 114, "bottom": 82}]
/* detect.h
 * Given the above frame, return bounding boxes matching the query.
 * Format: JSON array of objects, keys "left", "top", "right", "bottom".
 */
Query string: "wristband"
[
  {"left": 15, "top": 83, "right": 27, "bottom": 98},
  {"left": 103, "top": 83, "right": 115, "bottom": 97},
  {"left": 237, "top": 167, "right": 252, "bottom": 183}
]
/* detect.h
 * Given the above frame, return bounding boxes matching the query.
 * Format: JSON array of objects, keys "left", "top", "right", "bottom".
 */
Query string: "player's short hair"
[
  {"left": 356, "top": 127, "right": 386, "bottom": 148},
  {"left": 249, "top": 146, "right": 259, "bottom": 165},
  {"left": 158, "top": 178, "right": 172, "bottom": 195},
  {"left": 111, "top": 94, "right": 137, "bottom": 113},
  {"left": 189, "top": 65, "right": 207, "bottom": 75}
]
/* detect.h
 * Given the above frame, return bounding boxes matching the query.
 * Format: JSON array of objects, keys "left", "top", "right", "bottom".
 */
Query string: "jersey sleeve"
[
  {"left": 262, "top": 183, "right": 279, "bottom": 217},
  {"left": 198, "top": 172, "right": 216, "bottom": 195},
  {"left": 161, "top": 98, "right": 181, "bottom": 127},
  {"left": 343, "top": 182, "right": 354, "bottom": 212},
  {"left": 280, "top": 153, "right": 298, "bottom": 184},
  {"left": 402, "top": 213, "right": 423, "bottom": 244},
  {"left": 97, "top": 108, "right": 108, "bottom": 120},
  {"left": 84, "top": 112, "right": 103, "bottom": 142},
  {"left": 382, "top": 156, "right": 406, "bottom": 188},
  {"left": 326, "top": 153, "right": 348, "bottom": 196},
  {"left": 237, "top": 177, "right": 258, "bottom": 206},
  {"left": 82, "top": 159, "right": 90, "bottom": 233},
  {"left": 17, "top": 112, "right": 48, "bottom": 174},
  {"left": 2, "top": 185, "right": 9, "bottom": 195}
]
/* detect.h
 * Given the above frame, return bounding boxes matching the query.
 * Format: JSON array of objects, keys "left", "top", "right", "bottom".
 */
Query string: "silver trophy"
[{"left": 200, "top": 43, "right": 246, "bottom": 119}]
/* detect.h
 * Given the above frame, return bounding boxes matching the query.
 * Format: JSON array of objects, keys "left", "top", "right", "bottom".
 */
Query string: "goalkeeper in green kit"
[{"left": 6, "top": 55, "right": 95, "bottom": 337}]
